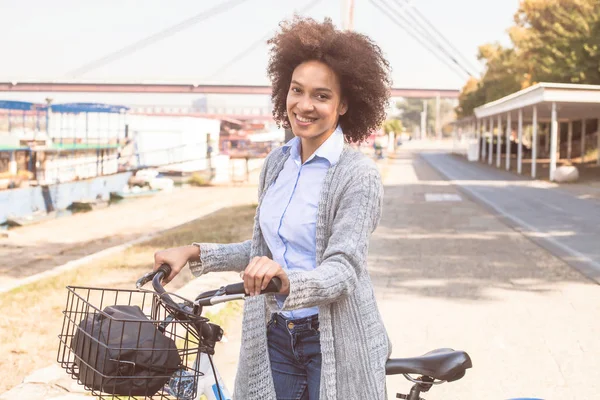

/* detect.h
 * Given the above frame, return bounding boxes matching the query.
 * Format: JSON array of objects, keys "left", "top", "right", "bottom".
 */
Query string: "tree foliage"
[
  {"left": 396, "top": 98, "right": 455, "bottom": 134},
  {"left": 457, "top": 0, "right": 600, "bottom": 118},
  {"left": 382, "top": 119, "right": 403, "bottom": 135}
]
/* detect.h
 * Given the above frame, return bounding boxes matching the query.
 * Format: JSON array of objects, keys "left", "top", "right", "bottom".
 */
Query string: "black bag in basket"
[{"left": 71, "top": 304, "right": 181, "bottom": 396}]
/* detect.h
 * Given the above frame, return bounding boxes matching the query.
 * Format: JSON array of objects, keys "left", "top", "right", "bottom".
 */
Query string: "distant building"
[{"left": 192, "top": 95, "right": 208, "bottom": 113}]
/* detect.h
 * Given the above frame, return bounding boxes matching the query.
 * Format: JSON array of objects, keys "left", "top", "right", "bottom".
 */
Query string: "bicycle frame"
[
  {"left": 192, "top": 353, "right": 231, "bottom": 400},
  {"left": 141, "top": 266, "right": 474, "bottom": 400},
  {"left": 138, "top": 265, "right": 280, "bottom": 400}
]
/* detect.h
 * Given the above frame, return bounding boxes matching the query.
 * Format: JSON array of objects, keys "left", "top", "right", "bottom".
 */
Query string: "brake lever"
[{"left": 136, "top": 270, "right": 158, "bottom": 289}]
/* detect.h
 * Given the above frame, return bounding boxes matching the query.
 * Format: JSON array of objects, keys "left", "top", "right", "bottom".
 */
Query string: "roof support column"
[
  {"left": 532, "top": 105, "right": 538, "bottom": 178},
  {"left": 85, "top": 112, "right": 89, "bottom": 146},
  {"left": 517, "top": 109, "right": 523, "bottom": 174},
  {"left": 597, "top": 118, "right": 600, "bottom": 165},
  {"left": 580, "top": 119, "right": 586, "bottom": 164},
  {"left": 481, "top": 119, "right": 487, "bottom": 160},
  {"left": 550, "top": 102, "right": 559, "bottom": 181},
  {"left": 9, "top": 151, "right": 17, "bottom": 175},
  {"left": 476, "top": 119, "right": 481, "bottom": 161},
  {"left": 59, "top": 112, "right": 64, "bottom": 146},
  {"left": 545, "top": 123, "right": 550, "bottom": 155},
  {"left": 567, "top": 120, "right": 573, "bottom": 162},
  {"left": 488, "top": 117, "right": 494, "bottom": 165},
  {"left": 496, "top": 115, "right": 502, "bottom": 168},
  {"left": 506, "top": 112, "right": 512, "bottom": 171}
]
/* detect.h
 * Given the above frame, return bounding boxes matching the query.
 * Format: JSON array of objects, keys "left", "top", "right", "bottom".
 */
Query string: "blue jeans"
[{"left": 267, "top": 313, "right": 321, "bottom": 400}]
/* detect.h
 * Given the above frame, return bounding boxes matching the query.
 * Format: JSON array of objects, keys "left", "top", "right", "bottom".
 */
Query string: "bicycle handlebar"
[
  {"left": 136, "top": 264, "right": 283, "bottom": 309},
  {"left": 222, "top": 278, "right": 282, "bottom": 296},
  {"left": 151, "top": 264, "right": 182, "bottom": 311},
  {"left": 194, "top": 276, "right": 282, "bottom": 306}
]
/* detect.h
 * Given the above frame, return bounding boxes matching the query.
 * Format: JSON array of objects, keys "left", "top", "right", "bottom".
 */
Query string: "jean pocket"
[
  {"left": 266, "top": 317, "right": 276, "bottom": 332},
  {"left": 309, "top": 325, "right": 320, "bottom": 336}
]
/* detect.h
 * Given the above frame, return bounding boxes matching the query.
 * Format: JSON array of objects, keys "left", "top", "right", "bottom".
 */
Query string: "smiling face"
[{"left": 286, "top": 60, "right": 347, "bottom": 148}]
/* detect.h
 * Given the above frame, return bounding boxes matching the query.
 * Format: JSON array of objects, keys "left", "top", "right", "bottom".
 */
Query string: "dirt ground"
[
  {"left": 0, "top": 184, "right": 259, "bottom": 291},
  {"left": 0, "top": 204, "right": 256, "bottom": 394}
]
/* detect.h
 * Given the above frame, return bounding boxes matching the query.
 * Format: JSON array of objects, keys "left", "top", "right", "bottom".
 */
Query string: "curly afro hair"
[{"left": 267, "top": 16, "right": 392, "bottom": 143}]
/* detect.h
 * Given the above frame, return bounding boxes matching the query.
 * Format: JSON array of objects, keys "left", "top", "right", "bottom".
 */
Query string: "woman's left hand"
[{"left": 242, "top": 256, "right": 290, "bottom": 296}]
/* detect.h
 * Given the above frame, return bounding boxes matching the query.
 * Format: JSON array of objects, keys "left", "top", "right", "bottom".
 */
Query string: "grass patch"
[
  {"left": 203, "top": 300, "right": 244, "bottom": 329},
  {"left": 585, "top": 148, "right": 598, "bottom": 162},
  {"left": 0, "top": 204, "right": 256, "bottom": 393},
  {"left": 188, "top": 173, "right": 212, "bottom": 187}
]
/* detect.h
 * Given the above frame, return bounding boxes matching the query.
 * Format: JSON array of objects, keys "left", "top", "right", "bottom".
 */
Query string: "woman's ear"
[{"left": 339, "top": 99, "right": 348, "bottom": 116}]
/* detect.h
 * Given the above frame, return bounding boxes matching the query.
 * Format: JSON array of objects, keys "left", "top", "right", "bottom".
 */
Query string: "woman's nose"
[{"left": 298, "top": 96, "right": 315, "bottom": 112}]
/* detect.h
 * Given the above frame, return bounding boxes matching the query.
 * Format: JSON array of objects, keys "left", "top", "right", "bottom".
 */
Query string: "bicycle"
[{"left": 58, "top": 264, "right": 472, "bottom": 399}]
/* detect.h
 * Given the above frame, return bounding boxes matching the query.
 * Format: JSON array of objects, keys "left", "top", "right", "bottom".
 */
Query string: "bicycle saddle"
[{"left": 385, "top": 348, "right": 472, "bottom": 382}]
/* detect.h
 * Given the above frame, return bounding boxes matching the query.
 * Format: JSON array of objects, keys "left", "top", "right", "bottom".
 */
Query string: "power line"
[
  {"left": 389, "top": 0, "right": 477, "bottom": 77},
  {"left": 205, "top": 0, "right": 322, "bottom": 82},
  {"left": 382, "top": 0, "right": 475, "bottom": 78},
  {"left": 65, "top": 0, "right": 255, "bottom": 78},
  {"left": 369, "top": 0, "right": 468, "bottom": 81},
  {"left": 398, "top": 0, "right": 480, "bottom": 76}
]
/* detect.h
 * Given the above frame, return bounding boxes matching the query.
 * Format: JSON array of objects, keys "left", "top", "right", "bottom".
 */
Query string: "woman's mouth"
[{"left": 294, "top": 113, "right": 317, "bottom": 126}]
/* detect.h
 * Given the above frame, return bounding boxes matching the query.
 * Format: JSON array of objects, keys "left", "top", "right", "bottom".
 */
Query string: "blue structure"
[
  {"left": 0, "top": 101, "right": 47, "bottom": 175},
  {"left": 0, "top": 101, "right": 130, "bottom": 183},
  {"left": 0, "top": 100, "right": 47, "bottom": 133},
  {"left": 50, "top": 103, "right": 128, "bottom": 114},
  {"left": 49, "top": 102, "right": 129, "bottom": 147}
]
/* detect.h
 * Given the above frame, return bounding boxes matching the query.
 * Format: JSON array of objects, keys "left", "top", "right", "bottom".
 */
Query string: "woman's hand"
[
  {"left": 242, "top": 256, "right": 290, "bottom": 296},
  {"left": 153, "top": 245, "right": 199, "bottom": 284}
]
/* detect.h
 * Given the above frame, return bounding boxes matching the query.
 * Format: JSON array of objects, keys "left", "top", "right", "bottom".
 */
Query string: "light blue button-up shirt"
[{"left": 259, "top": 125, "right": 344, "bottom": 319}]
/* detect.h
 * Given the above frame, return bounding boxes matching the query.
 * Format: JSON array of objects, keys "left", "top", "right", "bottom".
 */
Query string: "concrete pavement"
[
  {"left": 6, "top": 146, "right": 599, "bottom": 399},
  {"left": 376, "top": 151, "right": 599, "bottom": 399},
  {"left": 422, "top": 152, "right": 600, "bottom": 284}
]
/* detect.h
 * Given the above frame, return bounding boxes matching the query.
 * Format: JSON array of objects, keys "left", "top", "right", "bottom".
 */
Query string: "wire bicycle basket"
[{"left": 57, "top": 285, "right": 206, "bottom": 399}]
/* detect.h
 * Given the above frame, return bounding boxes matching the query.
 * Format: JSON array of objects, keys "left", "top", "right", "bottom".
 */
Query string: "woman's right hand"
[{"left": 153, "top": 245, "right": 199, "bottom": 284}]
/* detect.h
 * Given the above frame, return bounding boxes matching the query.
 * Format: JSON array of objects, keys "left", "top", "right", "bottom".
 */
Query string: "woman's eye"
[
  {"left": 291, "top": 87, "right": 301, "bottom": 93},
  {"left": 317, "top": 94, "right": 329, "bottom": 100}
]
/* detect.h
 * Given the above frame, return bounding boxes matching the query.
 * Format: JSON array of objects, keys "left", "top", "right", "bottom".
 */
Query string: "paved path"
[
  {"left": 421, "top": 152, "right": 600, "bottom": 284},
  {"left": 376, "top": 151, "right": 599, "bottom": 399},
  {"left": 6, "top": 148, "right": 600, "bottom": 399}
]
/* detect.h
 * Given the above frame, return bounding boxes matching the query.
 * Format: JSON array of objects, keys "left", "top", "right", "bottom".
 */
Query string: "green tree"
[
  {"left": 382, "top": 119, "right": 403, "bottom": 135},
  {"left": 396, "top": 98, "right": 455, "bottom": 134},
  {"left": 456, "top": 44, "right": 524, "bottom": 117},
  {"left": 457, "top": 0, "right": 600, "bottom": 116},
  {"left": 511, "top": 0, "right": 600, "bottom": 85}
]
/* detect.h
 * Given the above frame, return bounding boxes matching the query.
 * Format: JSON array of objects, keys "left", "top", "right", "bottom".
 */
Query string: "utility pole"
[
  {"left": 342, "top": 0, "right": 355, "bottom": 30},
  {"left": 435, "top": 94, "right": 441, "bottom": 139},
  {"left": 420, "top": 100, "right": 428, "bottom": 139}
]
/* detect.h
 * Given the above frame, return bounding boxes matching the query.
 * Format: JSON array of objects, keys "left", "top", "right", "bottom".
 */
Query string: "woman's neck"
[{"left": 299, "top": 126, "right": 337, "bottom": 164}]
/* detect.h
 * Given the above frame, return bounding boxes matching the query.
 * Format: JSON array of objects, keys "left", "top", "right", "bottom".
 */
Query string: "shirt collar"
[{"left": 283, "top": 125, "right": 345, "bottom": 166}]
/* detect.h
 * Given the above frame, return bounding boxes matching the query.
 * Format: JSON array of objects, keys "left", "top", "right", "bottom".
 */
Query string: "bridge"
[{"left": 0, "top": 81, "right": 459, "bottom": 99}]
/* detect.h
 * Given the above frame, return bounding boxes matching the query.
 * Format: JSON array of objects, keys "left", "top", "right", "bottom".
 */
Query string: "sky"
[{"left": 0, "top": 0, "right": 519, "bottom": 107}]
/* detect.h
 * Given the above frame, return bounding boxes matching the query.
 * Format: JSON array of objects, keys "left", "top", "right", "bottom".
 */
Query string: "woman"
[{"left": 154, "top": 16, "right": 392, "bottom": 400}]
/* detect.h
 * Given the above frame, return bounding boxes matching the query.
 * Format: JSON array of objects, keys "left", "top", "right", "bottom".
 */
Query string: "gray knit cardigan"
[{"left": 190, "top": 145, "right": 392, "bottom": 399}]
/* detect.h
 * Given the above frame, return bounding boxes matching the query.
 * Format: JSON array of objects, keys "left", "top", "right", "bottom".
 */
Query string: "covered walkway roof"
[
  {"left": 474, "top": 82, "right": 600, "bottom": 121},
  {"left": 455, "top": 82, "right": 600, "bottom": 182}
]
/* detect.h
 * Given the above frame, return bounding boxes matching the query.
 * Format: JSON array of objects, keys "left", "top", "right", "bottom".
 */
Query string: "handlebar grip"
[
  {"left": 151, "top": 264, "right": 181, "bottom": 310},
  {"left": 264, "top": 277, "right": 282, "bottom": 293},
  {"left": 157, "top": 264, "right": 172, "bottom": 279},
  {"left": 223, "top": 277, "right": 282, "bottom": 295},
  {"left": 224, "top": 282, "right": 245, "bottom": 295}
]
